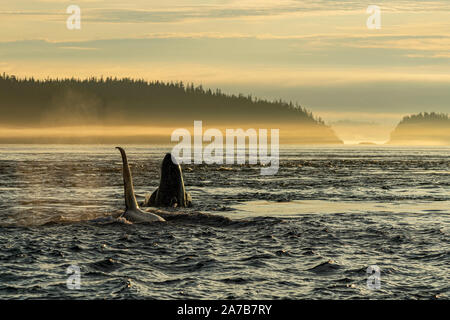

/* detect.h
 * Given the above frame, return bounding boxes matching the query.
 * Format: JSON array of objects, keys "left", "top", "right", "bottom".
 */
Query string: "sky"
[{"left": 1, "top": 0, "right": 449, "bottom": 143}]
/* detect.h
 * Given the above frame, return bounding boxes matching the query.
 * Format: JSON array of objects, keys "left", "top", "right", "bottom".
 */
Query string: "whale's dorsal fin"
[{"left": 116, "top": 147, "right": 139, "bottom": 211}]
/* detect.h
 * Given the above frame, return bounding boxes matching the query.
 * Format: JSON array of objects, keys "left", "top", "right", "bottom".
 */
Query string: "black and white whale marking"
[
  {"left": 142, "top": 153, "right": 192, "bottom": 208},
  {"left": 116, "top": 147, "right": 165, "bottom": 223}
]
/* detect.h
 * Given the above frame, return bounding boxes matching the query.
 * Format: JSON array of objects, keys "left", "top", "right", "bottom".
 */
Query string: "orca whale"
[
  {"left": 142, "top": 153, "right": 192, "bottom": 208},
  {"left": 116, "top": 147, "right": 165, "bottom": 223}
]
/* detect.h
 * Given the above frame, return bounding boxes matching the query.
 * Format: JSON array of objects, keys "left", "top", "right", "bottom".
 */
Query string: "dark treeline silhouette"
[
  {"left": 389, "top": 112, "right": 450, "bottom": 145},
  {"left": 0, "top": 73, "right": 328, "bottom": 127},
  {"left": 397, "top": 112, "right": 449, "bottom": 126}
]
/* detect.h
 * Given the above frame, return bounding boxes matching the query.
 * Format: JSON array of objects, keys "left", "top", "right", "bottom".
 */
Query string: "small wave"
[
  {"left": 155, "top": 210, "right": 232, "bottom": 226},
  {"left": 219, "top": 277, "right": 252, "bottom": 284},
  {"left": 409, "top": 251, "right": 449, "bottom": 262},
  {"left": 89, "top": 258, "right": 121, "bottom": 272},
  {"left": 275, "top": 249, "right": 292, "bottom": 257},
  {"left": 241, "top": 253, "right": 275, "bottom": 261},
  {"left": 308, "top": 260, "right": 342, "bottom": 274}
]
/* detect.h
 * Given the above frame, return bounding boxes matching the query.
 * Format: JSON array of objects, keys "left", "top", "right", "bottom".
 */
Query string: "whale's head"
[
  {"left": 160, "top": 153, "right": 183, "bottom": 190},
  {"left": 158, "top": 153, "right": 186, "bottom": 206}
]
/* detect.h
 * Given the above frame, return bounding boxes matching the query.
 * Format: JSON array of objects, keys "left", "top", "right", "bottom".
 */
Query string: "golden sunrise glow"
[{"left": 0, "top": 0, "right": 449, "bottom": 143}]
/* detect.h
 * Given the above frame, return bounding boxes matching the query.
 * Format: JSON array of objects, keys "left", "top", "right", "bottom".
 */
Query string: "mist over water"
[{"left": 0, "top": 145, "right": 448, "bottom": 299}]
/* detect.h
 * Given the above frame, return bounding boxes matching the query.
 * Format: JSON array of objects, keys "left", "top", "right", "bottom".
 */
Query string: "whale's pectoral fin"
[
  {"left": 143, "top": 188, "right": 158, "bottom": 207},
  {"left": 142, "top": 192, "right": 150, "bottom": 207},
  {"left": 185, "top": 192, "right": 193, "bottom": 207},
  {"left": 170, "top": 197, "right": 178, "bottom": 208},
  {"left": 116, "top": 147, "right": 139, "bottom": 211}
]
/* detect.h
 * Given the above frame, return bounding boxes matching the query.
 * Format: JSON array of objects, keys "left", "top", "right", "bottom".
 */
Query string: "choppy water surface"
[{"left": 0, "top": 145, "right": 448, "bottom": 299}]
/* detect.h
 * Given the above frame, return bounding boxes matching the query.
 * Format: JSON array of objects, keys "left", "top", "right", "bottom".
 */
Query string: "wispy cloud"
[
  {"left": 58, "top": 46, "right": 99, "bottom": 51},
  {"left": 3, "top": 0, "right": 450, "bottom": 24}
]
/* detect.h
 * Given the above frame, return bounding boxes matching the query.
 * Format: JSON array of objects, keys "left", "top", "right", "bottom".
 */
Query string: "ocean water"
[{"left": 0, "top": 145, "right": 448, "bottom": 299}]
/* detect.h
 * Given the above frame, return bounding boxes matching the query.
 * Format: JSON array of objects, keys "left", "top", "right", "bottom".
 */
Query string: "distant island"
[
  {"left": 0, "top": 74, "right": 342, "bottom": 144},
  {"left": 358, "top": 142, "right": 378, "bottom": 145},
  {"left": 388, "top": 112, "right": 450, "bottom": 146}
]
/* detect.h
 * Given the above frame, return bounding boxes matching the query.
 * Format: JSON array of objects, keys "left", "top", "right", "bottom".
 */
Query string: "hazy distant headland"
[
  {"left": 388, "top": 112, "right": 450, "bottom": 146},
  {"left": 0, "top": 74, "right": 342, "bottom": 144}
]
